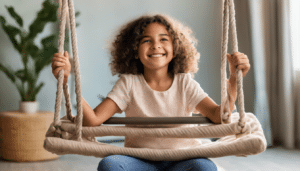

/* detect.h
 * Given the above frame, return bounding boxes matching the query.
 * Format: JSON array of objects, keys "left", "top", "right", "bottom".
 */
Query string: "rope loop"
[
  {"left": 221, "top": 0, "right": 246, "bottom": 127},
  {"left": 53, "top": 0, "right": 83, "bottom": 141},
  {"left": 63, "top": 83, "right": 76, "bottom": 123},
  {"left": 236, "top": 122, "right": 251, "bottom": 138}
]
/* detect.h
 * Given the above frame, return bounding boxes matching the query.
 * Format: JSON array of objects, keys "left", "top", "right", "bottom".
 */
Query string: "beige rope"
[
  {"left": 53, "top": 0, "right": 68, "bottom": 131},
  {"left": 61, "top": 0, "right": 75, "bottom": 123},
  {"left": 61, "top": 123, "right": 239, "bottom": 138},
  {"left": 44, "top": 112, "right": 267, "bottom": 160},
  {"left": 228, "top": 0, "right": 246, "bottom": 128},
  {"left": 221, "top": 0, "right": 246, "bottom": 130},
  {"left": 54, "top": 0, "right": 82, "bottom": 141},
  {"left": 56, "top": 0, "right": 74, "bottom": 123},
  {"left": 63, "top": 84, "right": 75, "bottom": 122},
  {"left": 67, "top": 0, "right": 83, "bottom": 141},
  {"left": 221, "top": 0, "right": 231, "bottom": 124}
]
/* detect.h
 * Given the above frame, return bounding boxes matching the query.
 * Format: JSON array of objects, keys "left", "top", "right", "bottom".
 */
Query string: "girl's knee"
[
  {"left": 191, "top": 158, "right": 218, "bottom": 171},
  {"left": 98, "top": 155, "right": 125, "bottom": 171}
]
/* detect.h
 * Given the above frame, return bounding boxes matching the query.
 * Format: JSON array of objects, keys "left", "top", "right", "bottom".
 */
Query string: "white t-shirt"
[{"left": 107, "top": 73, "right": 208, "bottom": 149}]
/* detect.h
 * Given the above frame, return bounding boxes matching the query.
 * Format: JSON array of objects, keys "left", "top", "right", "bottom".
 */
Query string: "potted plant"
[
  {"left": 0, "top": 0, "right": 81, "bottom": 162},
  {"left": 0, "top": 0, "right": 79, "bottom": 113}
]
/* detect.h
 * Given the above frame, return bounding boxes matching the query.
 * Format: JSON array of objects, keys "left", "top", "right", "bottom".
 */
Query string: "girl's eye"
[
  {"left": 161, "top": 38, "right": 168, "bottom": 41},
  {"left": 142, "top": 40, "right": 150, "bottom": 43}
]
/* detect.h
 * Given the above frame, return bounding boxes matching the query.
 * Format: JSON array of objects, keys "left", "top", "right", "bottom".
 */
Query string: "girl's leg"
[
  {"left": 165, "top": 158, "right": 218, "bottom": 171},
  {"left": 98, "top": 155, "right": 168, "bottom": 171}
]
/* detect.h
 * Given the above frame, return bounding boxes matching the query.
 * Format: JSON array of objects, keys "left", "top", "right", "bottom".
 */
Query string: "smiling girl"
[{"left": 52, "top": 14, "right": 250, "bottom": 171}]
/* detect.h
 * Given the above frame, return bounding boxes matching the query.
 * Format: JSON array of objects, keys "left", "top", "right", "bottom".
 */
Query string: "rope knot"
[
  {"left": 222, "top": 112, "right": 231, "bottom": 124},
  {"left": 235, "top": 122, "right": 251, "bottom": 138}
]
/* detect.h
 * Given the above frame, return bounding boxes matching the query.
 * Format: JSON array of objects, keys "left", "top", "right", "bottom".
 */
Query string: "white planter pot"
[{"left": 19, "top": 101, "right": 39, "bottom": 114}]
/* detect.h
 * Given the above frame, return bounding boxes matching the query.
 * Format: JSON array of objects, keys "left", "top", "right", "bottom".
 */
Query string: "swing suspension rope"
[{"left": 53, "top": 0, "right": 247, "bottom": 141}]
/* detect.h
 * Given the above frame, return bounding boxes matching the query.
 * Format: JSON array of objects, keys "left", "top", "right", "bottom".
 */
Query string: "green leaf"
[
  {"left": 0, "top": 18, "right": 22, "bottom": 52},
  {"left": 0, "top": 16, "right": 6, "bottom": 25},
  {"left": 27, "top": 0, "right": 58, "bottom": 40},
  {"left": 15, "top": 82, "right": 26, "bottom": 101},
  {"left": 27, "top": 20, "right": 46, "bottom": 40},
  {"left": 38, "top": 0, "right": 58, "bottom": 22},
  {"left": 15, "top": 69, "right": 26, "bottom": 82},
  {"left": 34, "top": 34, "right": 58, "bottom": 74},
  {"left": 5, "top": 6, "right": 23, "bottom": 27},
  {"left": 0, "top": 63, "right": 16, "bottom": 83},
  {"left": 41, "top": 34, "right": 56, "bottom": 48},
  {"left": 25, "top": 41, "right": 40, "bottom": 59},
  {"left": 75, "top": 11, "right": 80, "bottom": 17},
  {"left": 32, "top": 82, "right": 44, "bottom": 101},
  {"left": 26, "top": 67, "right": 36, "bottom": 84},
  {"left": 35, "top": 46, "right": 57, "bottom": 74}
]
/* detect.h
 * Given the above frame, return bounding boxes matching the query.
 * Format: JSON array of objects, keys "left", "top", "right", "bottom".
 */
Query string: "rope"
[
  {"left": 221, "top": 0, "right": 246, "bottom": 130},
  {"left": 61, "top": 0, "right": 75, "bottom": 123},
  {"left": 221, "top": 0, "right": 230, "bottom": 124},
  {"left": 67, "top": 0, "right": 83, "bottom": 141},
  {"left": 63, "top": 84, "right": 75, "bottom": 122},
  {"left": 53, "top": 0, "right": 68, "bottom": 131},
  {"left": 228, "top": 0, "right": 246, "bottom": 128},
  {"left": 54, "top": 0, "right": 82, "bottom": 141},
  {"left": 44, "top": 112, "right": 267, "bottom": 160}
]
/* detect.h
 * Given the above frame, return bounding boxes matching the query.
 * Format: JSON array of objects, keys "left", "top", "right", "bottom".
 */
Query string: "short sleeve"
[
  {"left": 184, "top": 73, "right": 208, "bottom": 112},
  {"left": 107, "top": 74, "right": 132, "bottom": 111}
]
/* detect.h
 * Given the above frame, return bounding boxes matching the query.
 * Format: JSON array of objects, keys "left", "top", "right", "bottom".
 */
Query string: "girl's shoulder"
[
  {"left": 116, "top": 73, "right": 140, "bottom": 86},
  {"left": 176, "top": 73, "right": 193, "bottom": 80},
  {"left": 118, "top": 73, "right": 140, "bottom": 80}
]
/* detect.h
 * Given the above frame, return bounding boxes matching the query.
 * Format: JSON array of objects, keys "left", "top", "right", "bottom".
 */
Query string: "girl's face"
[{"left": 137, "top": 22, "right": 174, "bottom": 74}]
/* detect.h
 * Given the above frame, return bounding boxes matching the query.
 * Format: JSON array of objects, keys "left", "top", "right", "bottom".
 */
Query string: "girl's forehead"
[{"left": 143, "top": 23, "right": 169, "bottom": 35}]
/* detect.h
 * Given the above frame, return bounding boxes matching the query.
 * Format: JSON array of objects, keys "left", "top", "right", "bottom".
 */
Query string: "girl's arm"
[
  {"left": 195, "top": 78, "right": 236, "bottom": 124},
  {"left": 195, "top": 52, "right": 250, "bottom": 124},
  {"left": 52, "top": 51, "right": 121, "bottom": 126},
  {"left": 80, "top": 97, "right": 122, "bottom": 126}
]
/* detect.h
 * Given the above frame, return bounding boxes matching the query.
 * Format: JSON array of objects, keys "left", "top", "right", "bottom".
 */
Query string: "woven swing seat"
[
  {"left": 44, "top": 112, "right": 266, "bottom": 161},
  {"left": 44, "top": 0, "right": 267, "bottom": 162}
]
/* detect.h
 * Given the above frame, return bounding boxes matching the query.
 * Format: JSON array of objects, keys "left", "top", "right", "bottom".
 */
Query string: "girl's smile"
[{"left": 137, "top": 23, "right": 174, "bottom": 72}]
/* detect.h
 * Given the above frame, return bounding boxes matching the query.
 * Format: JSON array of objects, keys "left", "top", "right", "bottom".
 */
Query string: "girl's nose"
[{"left": 151, "top": 41, "right": 161, "bottom": 49}]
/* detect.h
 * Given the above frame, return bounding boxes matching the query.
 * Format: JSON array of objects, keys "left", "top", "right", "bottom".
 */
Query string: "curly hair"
[{"left": 109, "top": 14, "right": 200, "bottom": 78}]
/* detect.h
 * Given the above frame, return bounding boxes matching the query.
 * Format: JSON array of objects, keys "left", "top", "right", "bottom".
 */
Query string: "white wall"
[{"left": 0, "top": 0, "right": 254, "bottom": 117}]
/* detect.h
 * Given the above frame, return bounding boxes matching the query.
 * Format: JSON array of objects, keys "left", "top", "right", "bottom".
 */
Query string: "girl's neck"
[{"left": 143, "top": 69, "right": 173, "bottom": 85}]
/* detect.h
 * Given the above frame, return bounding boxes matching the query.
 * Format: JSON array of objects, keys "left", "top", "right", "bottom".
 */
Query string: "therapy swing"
[{"left": 44, "top": 0, "right": 267, "bottom": 161}]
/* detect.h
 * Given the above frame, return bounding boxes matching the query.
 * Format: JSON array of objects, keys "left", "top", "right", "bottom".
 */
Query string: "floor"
[{"left": 1, "top": 143, "right": 300, "bottom": 171}]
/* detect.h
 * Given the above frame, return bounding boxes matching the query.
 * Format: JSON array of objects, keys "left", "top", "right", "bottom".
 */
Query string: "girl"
[{"left": 52, "top": 14, "right": 250, "bottom": 171}]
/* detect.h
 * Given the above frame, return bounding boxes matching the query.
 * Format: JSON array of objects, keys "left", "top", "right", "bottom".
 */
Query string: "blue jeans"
[{"left": 98, "top": 155, "right": 217, "bottom": 171}]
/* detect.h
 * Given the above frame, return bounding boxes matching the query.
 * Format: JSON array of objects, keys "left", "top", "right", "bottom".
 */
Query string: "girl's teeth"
[{"left": 150, "top": 54, "right": 163, "bottom": 57}]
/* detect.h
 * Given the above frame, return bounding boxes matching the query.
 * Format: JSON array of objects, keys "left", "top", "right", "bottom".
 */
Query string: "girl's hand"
[
  {"left": 52, "top": 51, "right": 71, "bottom": 85},
  {"left": 227, "top": 52, "right": 250, "bottom": 77}
]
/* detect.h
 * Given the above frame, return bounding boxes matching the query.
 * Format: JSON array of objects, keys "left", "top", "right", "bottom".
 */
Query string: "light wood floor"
[{"left": 1, "top": 143, "right": 299, "bottom": 171}]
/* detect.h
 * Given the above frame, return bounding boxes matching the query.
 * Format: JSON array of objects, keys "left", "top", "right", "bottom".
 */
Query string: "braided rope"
[
  {"left": 54, "top": 0, "right": 82, "bottom": 141},
  {"left": 44, "top": 112, "right": 267, "bottom": 160},
  {"left": 67, "top": 0, "right": 83, "bottom": 141},
  {"left": 221, "top": 0, "right": 246, "bottom": 129},
  {"left": 53, "top": 0, "right": 68, "bottom": 129},
  {"left": 228, "top": 0, "right": 246, "bottom": 127},
  {"left": 63, "top": 84, "right": 75, "bottom": 122},
  {"left": 221, "top": 0, "right": 230, "bottom": 124},
  {"left": 61, "top": 122, "right": 239, "bottom": 138},
  {"left": 62, "top": 2, "right": 75, "bottom": 123}
]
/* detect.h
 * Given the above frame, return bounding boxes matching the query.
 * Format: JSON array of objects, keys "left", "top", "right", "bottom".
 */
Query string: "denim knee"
[
  {"left": 98, "top": 155, "right": 124, "bottom": 171},
  {"left": 189, "top": 158, "right": 217, "bottom": 171}
]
